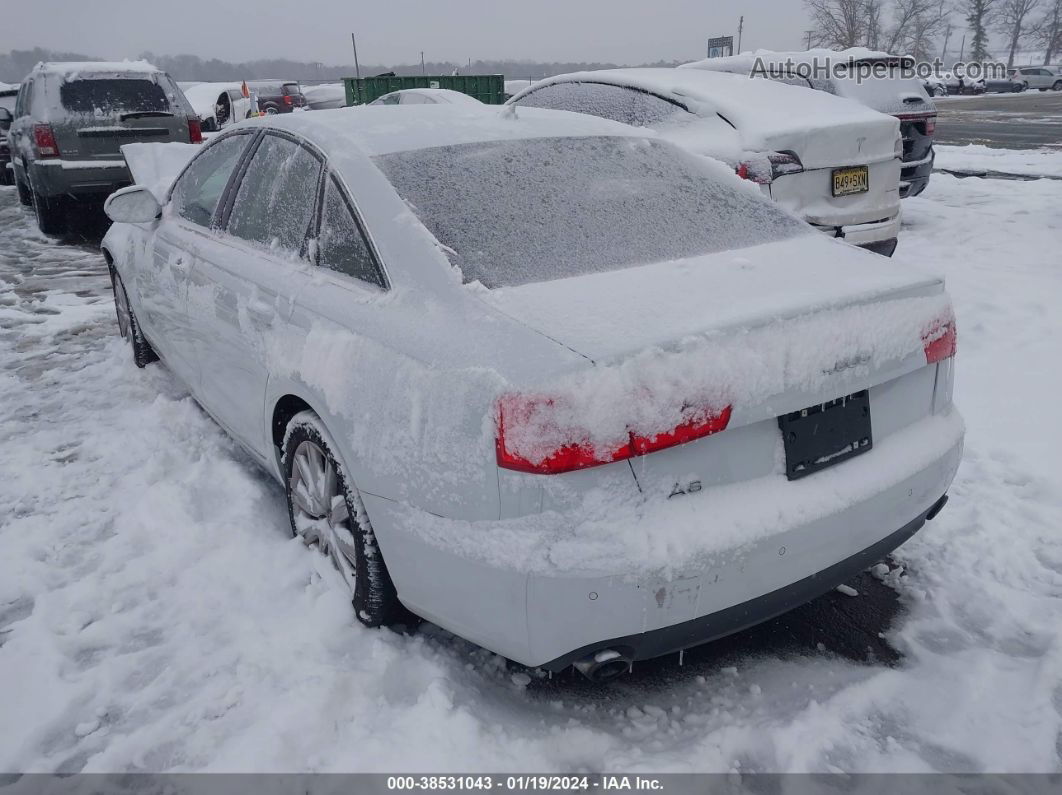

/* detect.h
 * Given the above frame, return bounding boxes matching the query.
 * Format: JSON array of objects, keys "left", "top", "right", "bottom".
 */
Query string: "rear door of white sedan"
[{"left": 187, "top": 131, "right": 322, "bottom": 461}]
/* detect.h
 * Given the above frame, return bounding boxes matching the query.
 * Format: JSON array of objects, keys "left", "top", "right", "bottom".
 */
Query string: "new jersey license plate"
[{"left": 832, "top": 165, "right": 869, "bottom": 196}]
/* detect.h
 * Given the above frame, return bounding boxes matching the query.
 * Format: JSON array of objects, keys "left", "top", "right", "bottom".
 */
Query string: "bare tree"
[
  {"left": 805, "top": 0, "right": 868, "bottom": 48},
  {"left": 1032, "top": 0, "right": 1062, "bottom": 62},
  {"left": 884, "top": 0, "right": 951, "bottom": 54},
  {"left": 996, "top": 0, "right": 1041, "bottom": 65},
  {"left": 866, "top": 0, "right": 886, "bottom": 47},
  {"left": 961, "top": 0, "right": 999, "bottom": 61}
]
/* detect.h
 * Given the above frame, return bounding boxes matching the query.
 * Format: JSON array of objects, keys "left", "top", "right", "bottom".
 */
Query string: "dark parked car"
[
  {"left": 8, "top": 61, "right": 201, "bottom": 235},
  {"left": 247, "top": 81, "right": 306, "bottom": 113},
  {"left": 0, "top": 87, "right": 16, "bottom": 185}
]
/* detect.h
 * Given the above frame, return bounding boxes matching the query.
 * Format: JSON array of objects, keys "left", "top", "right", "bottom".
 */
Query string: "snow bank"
[{"left": 934, "top": 144, "right": 1062, "bottom": 179}]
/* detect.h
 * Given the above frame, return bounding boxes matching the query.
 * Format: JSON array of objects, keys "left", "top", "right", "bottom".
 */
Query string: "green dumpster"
[{"left": 343, "top": 75, "right": 506, "bottom": 106}]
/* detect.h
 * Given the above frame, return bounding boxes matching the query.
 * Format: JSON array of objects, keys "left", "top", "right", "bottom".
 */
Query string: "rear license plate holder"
[
  {"left": 832, "top": 165, "right": 869, "bottom": 196},
  {"left": 778, "top": 390, "right": 872, "bottom": 481}
]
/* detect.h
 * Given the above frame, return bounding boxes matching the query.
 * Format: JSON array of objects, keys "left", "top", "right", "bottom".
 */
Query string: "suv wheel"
[
  {"left": 282, "top": 411, "right": 410, "bottom": 628},
  {"left": 1053, "top": 81, "right": 1062, "bottom": 91},
  {"left": 16, "top": 177, "right": 32, "bottom": 206},
  {"left": 32, "top": 190, "right": 67, "bottom": 235}
]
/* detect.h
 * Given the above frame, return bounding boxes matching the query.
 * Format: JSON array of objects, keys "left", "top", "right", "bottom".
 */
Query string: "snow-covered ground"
[
  {"left": 935, "top": 144, "right": 1062, "bottom": 177},
  {"left": 1, "top": 162, "right": 1061, "bottom": 773}
]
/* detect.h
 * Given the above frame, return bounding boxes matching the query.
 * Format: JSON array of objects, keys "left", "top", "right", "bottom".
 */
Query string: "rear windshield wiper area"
[{"left": 120, "top": 111, "right": 175, "bottom": 121}]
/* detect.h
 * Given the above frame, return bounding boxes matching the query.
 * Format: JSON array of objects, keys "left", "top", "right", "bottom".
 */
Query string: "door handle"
[{"left": 246, "top": 297, "right": 275, "bottom": 325}]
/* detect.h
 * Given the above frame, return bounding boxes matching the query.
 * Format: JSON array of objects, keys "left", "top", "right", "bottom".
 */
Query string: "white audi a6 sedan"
[{"left": 101, "top": 105, "right": 962, "bottom": 681}]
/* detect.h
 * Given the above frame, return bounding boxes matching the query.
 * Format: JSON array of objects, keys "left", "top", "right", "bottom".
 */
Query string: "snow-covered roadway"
[{"left": 1, "top": 164, "right": 1060, "bottom": 773}]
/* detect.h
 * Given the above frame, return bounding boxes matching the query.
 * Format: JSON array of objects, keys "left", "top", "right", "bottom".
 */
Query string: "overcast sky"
[{"left": 2, "top": 0, "right": 812, "bottom": 66}]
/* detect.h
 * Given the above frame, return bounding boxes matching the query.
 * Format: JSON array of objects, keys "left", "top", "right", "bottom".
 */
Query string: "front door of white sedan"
[
  {"left": 144, "top": 132, "right": 252, "bottom": 386},
  {"left": 188, "top": 132, "right": 322, "bottom": 462}
]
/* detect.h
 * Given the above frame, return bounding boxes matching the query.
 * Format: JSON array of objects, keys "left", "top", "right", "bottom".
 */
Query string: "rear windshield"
[
  {"left": 374, "top": 136, "right": 807, "bottom": 288},
  {"left": 59, "top": 78, "right": 170, "bottom": 114},
  {"left": 282, "top": 83, "right": 302, "bottom": 95}
]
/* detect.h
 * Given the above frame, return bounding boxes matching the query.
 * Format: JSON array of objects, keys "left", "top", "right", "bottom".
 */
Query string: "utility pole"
[
  {"left": 958, "top": 33, "right": 965, "bottom": 62},
  {"left": 941, "top": 25, "right": 951, "bottom": 63},
  {"left": 737, "top": 16, "right": 744, "bottom": 53},
  {"left": 351, "top": 34, "right": 361, "bottom": 80},
  {"left": 420, "top": 51, "right": 426, "bottom": 75},
  {"left": 804, "top": 30, "right": 814, "bottom": 50}
]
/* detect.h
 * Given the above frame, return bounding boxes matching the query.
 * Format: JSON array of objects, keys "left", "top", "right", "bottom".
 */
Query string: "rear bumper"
[
  {"left": 27, "top": 158, "right": 132, "bottom": 199},
  {"left": 366, "top": 408, "right": 964, "bottom": 668},
  {"left": 543, "top": 493, "right": 947, "bottom": 670},
  {"left": 900, "top": 150, "right": 934, "bottom": 198},
  {"left": 812, "top": 212, "right": 901, "bottom": 251}
]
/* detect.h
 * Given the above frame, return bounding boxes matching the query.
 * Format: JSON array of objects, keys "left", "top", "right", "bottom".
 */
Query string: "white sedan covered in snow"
[
  {"left": 508, "top": 68, "right": 905, "bottom": 256},
  {"left": 368, "top": 88, "right": 484, "bottom": 106},
  {"left": 101, "top": 105, "right": 962, "bottom": 680}
]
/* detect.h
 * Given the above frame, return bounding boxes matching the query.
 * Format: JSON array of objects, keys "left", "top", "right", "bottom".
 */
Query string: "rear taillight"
[
  {"left": 187, "top": 118, "right": 203, "bottom": 144},
  {"left": 736, "top": 161, "right": 770, "bottom": 184},
  {"left": 925, "top": 116, "right": 936, "bottom": 135},
  {"left": 33, "top": 124, "right": 59, "bottom": 157},
  {"left": 283, "top": 95, "right": 293, "bottom": 106},
  {"left": 923, "top": 315, "right": 957, "bottom": 364},
  {"left": 767, "top": 151, "right": 803, "bottom": 180},
  {"left": 495, "top": 395, "right": 732, "bottom": 474},
  {"left": 737, "top": 152, "right": 802, "bottom": 184}
]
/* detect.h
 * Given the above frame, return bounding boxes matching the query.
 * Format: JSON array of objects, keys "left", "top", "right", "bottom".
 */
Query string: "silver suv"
[{"left": 8, "top": 61, "right": 201, "bottom": 235}]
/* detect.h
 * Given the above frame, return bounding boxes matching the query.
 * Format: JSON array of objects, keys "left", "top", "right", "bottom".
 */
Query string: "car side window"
[
  {"left": 516, "top": 82, "right": 688, "bottom": 128},
  {"left": 316, "top": 177, "right": 385, "bottom": 288},
  {"left": 226, "top": 134, "right": 322, "bottom": 257},
  {"left": 170, "top": 134, "right": 249, "bottom": 227}
]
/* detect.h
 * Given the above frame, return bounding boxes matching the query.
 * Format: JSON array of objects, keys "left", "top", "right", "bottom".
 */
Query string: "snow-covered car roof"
[
  {"left": 509, "top": 68, "right": 893, "bottom": 127},
  {"left": 680, "top": 51, "right": 932, "bottom": 115},
  {"left": 238, "top": 104, "right": 648, "bottom": 156},
  {"left": 372, "top": 88, "right": 484, "bottom": 105},
  {"left": 680, "top": 47, "right": 914, "bottom": 72},
  {"left": 31, "top": 60, "right": 163, "bottom": 79},
  {"left": 507, "top": 68, "right": 898, "bottom": 167}
]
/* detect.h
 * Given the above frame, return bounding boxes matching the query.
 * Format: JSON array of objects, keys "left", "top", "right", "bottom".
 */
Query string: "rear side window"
[
  {"left": 227, "top": 134, "right": 322, "bottom": 256},
  {"left": 515, "top": 82, "right": 688, "bottom": 128},
  {"left": 316, "top": 177, "right": 385, "bottom": 288},
  {"left": 170, "top": 134, "right": 249, "bottom": 227},
  {"left": 59, "top": 79, "right": 170, "bottom": 114}
]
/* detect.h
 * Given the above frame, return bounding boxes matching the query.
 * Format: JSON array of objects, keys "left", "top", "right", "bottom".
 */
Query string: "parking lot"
[
  {"left": 2, "top": 143, "right": 1060, "bottom": 772},
  {"left": 935, "top": 91, "right": 1062, "bottom": 149}
]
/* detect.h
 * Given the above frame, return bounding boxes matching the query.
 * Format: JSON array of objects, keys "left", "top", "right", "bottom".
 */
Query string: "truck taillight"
[
  {"left": 495, "top": 395, "right": 732, "bottom": 474},
  {"left": 283, "top": 95, "right": 293, "bottom": 106},
  {"left": 33, "top": 124, "right": 59, "bottom": 157},
  {"left": 187, "top": 118, "right": 203, "bottom": 144},
  {"left": 923, "top": 315, "right": 957, "bottom": 364},
  {"left": 925, "top": 116, "right": 936, "bottom": 135}
]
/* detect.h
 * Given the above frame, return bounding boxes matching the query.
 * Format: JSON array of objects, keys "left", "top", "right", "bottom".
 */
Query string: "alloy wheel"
[{"left": 289, "top": 439, "right": 358, "bottom": 590}]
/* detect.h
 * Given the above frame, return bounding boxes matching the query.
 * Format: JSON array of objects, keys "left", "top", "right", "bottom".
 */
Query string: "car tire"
[
  {"left": 0, "top": 165, "right": 12, "bottom": 186},
  {"left": 1013, "top": 83, "right": 1024, "bottom": 92},
  {"left": 1053, "top": 81, "right": 1062, "bottom": 91},
  {"left": 282, "top": 411, "right": 410, "bottom": 628},
  {"left": 110, "top": 268, "right": 158, "bottom": 368},
  {"left": 31, "top": 190, "right": 67, "bottom": 235},
  {"left": 264, "top": 104, "right": 280, "bottom": 115},
  {"left": 16, "top": 177, "right": 32, "bottom": 206}
]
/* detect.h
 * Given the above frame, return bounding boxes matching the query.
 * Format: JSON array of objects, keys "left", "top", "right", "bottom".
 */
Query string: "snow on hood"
[
  {"left": 512, "top": 68, "right": 900, "bottom": 169},
  {"left": 477, "top": 234, "right": 951, "bottom": 466},
  {"left": 120, "top": 142, "right": 200, "bottom": 203}
]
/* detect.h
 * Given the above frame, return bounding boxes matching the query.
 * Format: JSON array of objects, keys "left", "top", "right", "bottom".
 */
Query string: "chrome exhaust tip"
[{"left": 573, "top": 649, "right": 632, "bottom": 683}]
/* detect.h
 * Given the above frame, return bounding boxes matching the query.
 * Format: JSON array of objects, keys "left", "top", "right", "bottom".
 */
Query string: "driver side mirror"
[{"left": 104, "top": 185, "right": 162, "bottom": 224}]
